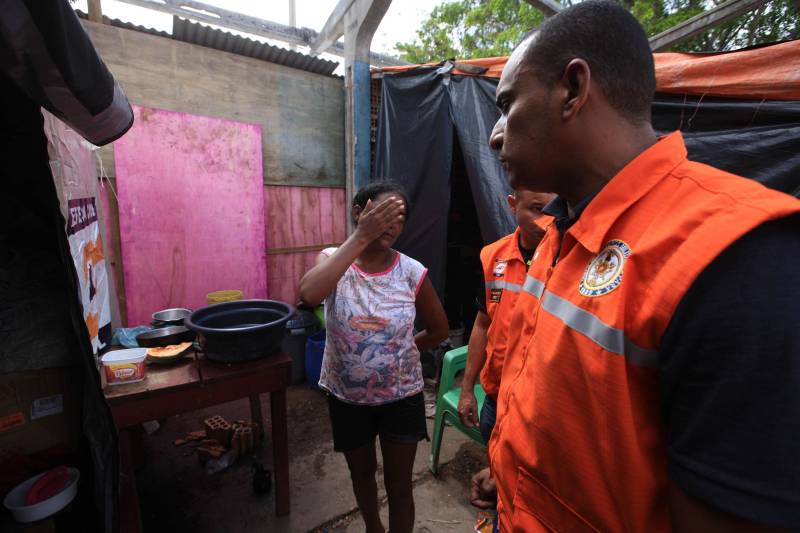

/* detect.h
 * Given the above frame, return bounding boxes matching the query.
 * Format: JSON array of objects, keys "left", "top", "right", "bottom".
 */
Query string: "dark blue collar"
[{"left": 542, "top": 193, "right": 596, "bottom": 233}]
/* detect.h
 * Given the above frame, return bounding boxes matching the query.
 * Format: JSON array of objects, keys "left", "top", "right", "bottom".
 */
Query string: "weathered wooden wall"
[
  {"left": 82, "top": 20, "right": 345, "bottom": 188},
  {"left": 98, "top": 180, "right": 127, "bottom": 326},
  {"left": 82, "top": 22, "right": 349, "bottom": 319},
  {"left": 99, "top": 180, "right": 347, "bottom": 322},
  {"left": 265, "top": 186, "right": 347, "bottom": 305},
  {"left": 99, "top": 182, "right": 346, "bottom": 319}
]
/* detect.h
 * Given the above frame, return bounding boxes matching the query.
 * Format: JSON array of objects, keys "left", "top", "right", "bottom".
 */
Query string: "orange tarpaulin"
[{"left": 379, "top": 39, "right": 800, "bottom": 101}]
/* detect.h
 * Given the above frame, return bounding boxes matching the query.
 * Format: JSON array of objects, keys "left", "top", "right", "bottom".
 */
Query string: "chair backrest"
[{"left": 437, "top": 345, "right": 468, "bottom": 401}]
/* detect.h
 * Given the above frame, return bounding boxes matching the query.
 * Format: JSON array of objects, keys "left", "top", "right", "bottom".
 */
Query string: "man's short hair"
[{"left": 522, "top": 0, "right": 655, "bottom": 123}]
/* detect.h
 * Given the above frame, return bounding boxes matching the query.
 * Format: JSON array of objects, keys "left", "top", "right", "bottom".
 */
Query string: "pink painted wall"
[
  {"left": 264, "top": 186, "right": 346, "bottom": 305},
  {"left": 266, "top": 251, "right": 321, "bottom": 306},
  {"left": 113, "top": 106, "right": 266, "bottom": 326}
]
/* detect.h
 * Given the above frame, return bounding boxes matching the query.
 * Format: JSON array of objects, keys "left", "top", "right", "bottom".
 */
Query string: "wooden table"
[{"left": 103, "top": 351, "right": 291, "bottom": 531}]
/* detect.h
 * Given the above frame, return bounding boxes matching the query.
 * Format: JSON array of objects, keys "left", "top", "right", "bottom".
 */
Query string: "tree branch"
[{"left": 745, "top": 5, "right": 766, "bottom": 46}]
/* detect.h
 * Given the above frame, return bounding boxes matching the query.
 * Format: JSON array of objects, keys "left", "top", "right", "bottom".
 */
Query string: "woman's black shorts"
[{"left": 327, "top": 392, "right": 429, "bottom": 453}]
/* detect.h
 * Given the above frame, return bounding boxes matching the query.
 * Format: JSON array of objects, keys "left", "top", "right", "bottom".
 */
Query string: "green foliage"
[
  {"left": 395, "top": 0, "right": 544, "bottom": 63},
  {"left": 395, "top": 0, "right": 799, "bottom": 63},
  {"left": 673, "top": 0, "right": 799, "bottom": 52}
]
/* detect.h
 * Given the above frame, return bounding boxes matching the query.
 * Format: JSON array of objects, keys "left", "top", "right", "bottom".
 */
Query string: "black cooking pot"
[
  {"left": 184, "top": 300, "right": 294, "bottom": 363},
  {"left": 136, "top": 326, "right": 196, "bottom": 348}
]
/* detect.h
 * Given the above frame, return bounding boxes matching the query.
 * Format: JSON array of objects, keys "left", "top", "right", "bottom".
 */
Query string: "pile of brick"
[
  {"left": 173, "top": 415, "right": 260, "bottom": 465},
  {"left": 231, "top": 422, "right": 255, "bottom": 457}
]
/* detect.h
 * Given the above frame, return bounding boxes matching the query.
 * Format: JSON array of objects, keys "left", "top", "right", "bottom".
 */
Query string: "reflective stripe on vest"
[
  {"left": 522, "top": 275, "right": 545, "bottom": 298},
  {"left": 541, "top": 291, "right": 658, "bottom": 367},
  {"left": 520, "top": 275, "right": 658, "bottom": 367},
  {"left": 486, "top": 280, "right": 522, "bottom": 293}
]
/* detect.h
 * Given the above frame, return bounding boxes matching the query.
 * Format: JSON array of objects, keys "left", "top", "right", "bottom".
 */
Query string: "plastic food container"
[
  {"left": 3, "top": 467, "right": 80, "bottom": 523},
  {"left": 206, "top": 290, "right": 243, "bottom": 305},
  {"left": 101, "top": 348, "right": 147, "bottom": 385}
]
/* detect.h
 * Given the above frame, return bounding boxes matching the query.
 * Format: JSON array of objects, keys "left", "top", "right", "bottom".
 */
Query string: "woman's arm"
[
  {"left": 297, "top": 233, "right": 369, "bottom": 307},
  {"left": 414, "top": 277, "right": 449, "bottom": 352},
  {"left": 298, "top": 197, "right": 405, "bottom": 306}
]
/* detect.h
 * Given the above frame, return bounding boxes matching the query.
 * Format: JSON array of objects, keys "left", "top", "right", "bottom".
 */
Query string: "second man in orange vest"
[{"left": 457, "top": 190, "right": 553, "bottom": 443}]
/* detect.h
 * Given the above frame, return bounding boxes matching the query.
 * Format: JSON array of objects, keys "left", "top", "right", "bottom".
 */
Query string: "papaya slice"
[{"left": 146, "top": 342, "right": 193, "bottom": 358}]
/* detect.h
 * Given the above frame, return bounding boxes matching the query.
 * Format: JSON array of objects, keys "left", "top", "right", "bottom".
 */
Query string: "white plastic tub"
[
  {"left": 3, "top": 467, "right": 80, "bottom": 523},
  {"left": 101, "top": 348, "right": 147, "bottom": 385}
]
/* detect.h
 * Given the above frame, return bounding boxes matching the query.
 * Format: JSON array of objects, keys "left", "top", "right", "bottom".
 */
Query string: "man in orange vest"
[
  {"left": 472, "top": 1, "right": 800, "bottom": 531},
  {"left": 457, "top": 190, "right": 553, "bottom": 444}
]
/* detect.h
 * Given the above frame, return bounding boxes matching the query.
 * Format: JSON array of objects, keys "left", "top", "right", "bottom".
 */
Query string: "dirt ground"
[{"left": 133, "top": 384, "right": 487, "bottom": 532}]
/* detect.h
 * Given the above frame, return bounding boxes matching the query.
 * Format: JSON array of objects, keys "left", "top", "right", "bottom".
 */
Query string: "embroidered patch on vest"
[
  {"left": 489, "top": 288, "right": 503, "bottom": 303},
  {"left": 493, "top": 260, "right": 508, "bottom": 277},
  {"left": 579, "top": 239, "right": 631, "bottom": 297}
]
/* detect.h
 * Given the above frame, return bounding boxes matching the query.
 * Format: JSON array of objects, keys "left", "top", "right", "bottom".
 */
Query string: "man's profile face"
[
  {"left": 509, "top": 190, "right": 554, "bottom": 241},
  {"left": 490, "top": 36, "right": 562, "bottom": 194}
]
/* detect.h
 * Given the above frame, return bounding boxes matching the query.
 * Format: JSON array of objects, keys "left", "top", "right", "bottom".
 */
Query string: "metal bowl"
[{"left": 151, "top": 308, "right": 192, "bottom": 326}]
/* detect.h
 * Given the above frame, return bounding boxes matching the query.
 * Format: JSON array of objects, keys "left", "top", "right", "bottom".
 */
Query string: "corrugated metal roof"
[
  {"left": 172, "top": 18, "right": 339, "bottom": 76},
  {"left": 77, "top": 10, "right": 171, "bottom": 38},
  {"left": 77, "top": 10, "right": 340, "bottom": 77}
]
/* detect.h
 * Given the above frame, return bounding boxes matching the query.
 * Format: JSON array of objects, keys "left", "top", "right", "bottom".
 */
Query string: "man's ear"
[
  {"left": 560, "top": 58, "right": 591, "bottom": 121},
  {"left": 351, "top": 205, "right": 362, "bottom": 225},
  {"left": 507, "top": 194, "right": 517, "bottom": 214}
]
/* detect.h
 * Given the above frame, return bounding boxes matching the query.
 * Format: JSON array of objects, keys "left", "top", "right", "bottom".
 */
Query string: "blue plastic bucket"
[{"left": 305, "top": 330, "right": 326, "bottom": 389}]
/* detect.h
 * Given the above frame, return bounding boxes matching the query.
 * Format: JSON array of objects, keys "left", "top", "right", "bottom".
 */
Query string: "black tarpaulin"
[
  {"left": 374, "top": 67, "right": 454, "bottom": 295},
  {"left": 374, "top": 66, "right": 800, "bottom": 295},
  {"left": 374, "top": 65, "right": 514, "bottom": 296},
  {"left": 652, "top": 95, "right": 800, "bottom": 197},
  {"left": 448, "top": 75, "right": 516, "bottom": 244}
]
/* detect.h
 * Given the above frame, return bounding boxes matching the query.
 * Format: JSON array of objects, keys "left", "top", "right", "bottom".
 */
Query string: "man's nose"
[{"left": 489, "top": 119, "right": 504, "bottom": 151}]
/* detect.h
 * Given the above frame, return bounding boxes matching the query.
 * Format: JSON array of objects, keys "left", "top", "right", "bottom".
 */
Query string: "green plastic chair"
[{"left": 429, "top": 345, "right": 486, "bottom": 475}]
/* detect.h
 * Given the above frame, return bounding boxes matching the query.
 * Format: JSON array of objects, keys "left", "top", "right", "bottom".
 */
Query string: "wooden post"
[
  {"left": 248, "top": 394, "right": 265, "bottom": 440},
  {"left": 270, "top": 389, "right": 290, "bottom": 516},
  {"left": 88, "top": 0, "right": 103, "bottom": 23},
  {"left": 343, "top": 0, "right": 393, "bottom": 231},
  {"left": 288, "top": 0, "right": 296, "bottom": 27},
  {"left": 288, "top": 0, "right": 296, "bottom": 51}
]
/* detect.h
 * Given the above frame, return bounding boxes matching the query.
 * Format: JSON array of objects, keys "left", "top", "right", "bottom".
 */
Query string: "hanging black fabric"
[
  {"left": 652, "top": 95, "right": 800, "bottom": 197},
  {"left": 0, "top": 0, "right": 133, "bottom": 144},
  {"left": 0, "top": 2, "right": 133, "bottom": 531},
  {"left": 374, "top": 68, "right": 514, "bottom": 296},
  {"left": 374, "top": 67, "right": 454, "bottom": 295},
  {"left": 448, "top": 76, "right": 515, "bottom": 243},
  {"left": 374, "top": 69, "right": 800, "bottom": 299}
]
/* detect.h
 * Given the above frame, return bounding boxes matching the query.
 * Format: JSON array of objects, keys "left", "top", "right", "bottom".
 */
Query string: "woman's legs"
[
  {"left": 344, "top": 440, "right": 385, "bottom": 533},
  {"left": 379, "top": 436, "right": 418, "bottom": 533}
]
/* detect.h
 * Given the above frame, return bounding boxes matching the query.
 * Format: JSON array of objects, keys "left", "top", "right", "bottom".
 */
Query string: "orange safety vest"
[
  {"left": 480, "top": 227, "right": 530, "bottom": 400},
  {"left": 489, "top": 132, "right": 800, "bottom": 532}
]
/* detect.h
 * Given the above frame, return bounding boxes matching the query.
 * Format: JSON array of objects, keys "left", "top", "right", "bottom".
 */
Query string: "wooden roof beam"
[
  {"left": 309, "top": 0, "right": 355, "bottom": 55},
  {"left": 114, "top": 0, "right": 407, "bottom": 66},
  {"left": 523, "top": 0, "right": 563, "bottom": 18},
  {"left": 88, "top": 0, "right": 103, "bottom": 23},
  {"left": 649, "top": 0, "right": 770, "bottom": 51}
]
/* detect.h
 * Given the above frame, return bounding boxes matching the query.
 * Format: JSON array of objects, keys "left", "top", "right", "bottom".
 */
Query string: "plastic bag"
[{"left": 110, "top": 326, "right": 152, "bottom": 348}]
